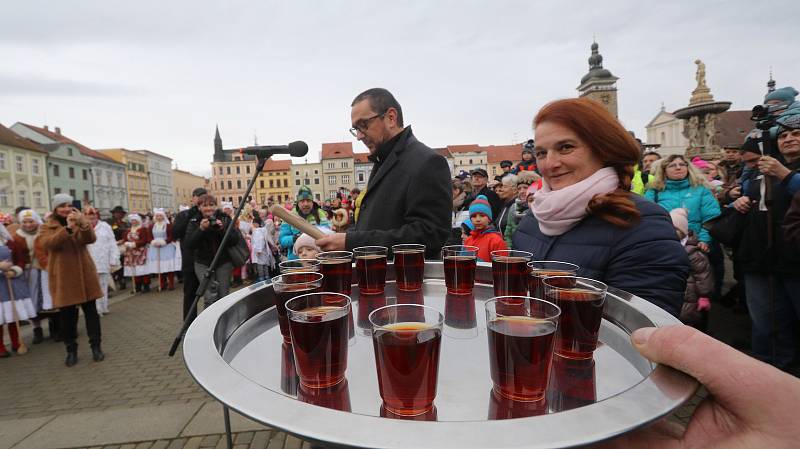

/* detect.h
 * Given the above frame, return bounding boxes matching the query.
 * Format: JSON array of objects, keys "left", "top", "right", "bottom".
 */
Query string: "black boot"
[
  {"left": 143, "top": 283, "right": 151, "bottom": 293},
  {"left": 65, "top": 351, "right": 78, "bottom": 367},
  {"left": 49, "top": 318, "right": 62, "bottom": 342},
  {"left": 33, "top": 327, "right": 44, "bottom": 344},
  {"left": 91, "top": 345, "right": 105, "bottom": 362}
]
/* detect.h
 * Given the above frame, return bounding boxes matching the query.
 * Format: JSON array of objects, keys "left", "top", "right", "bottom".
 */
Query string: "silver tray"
[{"left": 183, "top": 262, "right": 698, "bottom": 449}]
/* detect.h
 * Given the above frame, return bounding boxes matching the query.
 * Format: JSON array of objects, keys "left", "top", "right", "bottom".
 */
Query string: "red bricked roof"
[
  {"left": 263, "top": 159, "right": 291, "bottom": 171},
  {"left": 353, "top": 152, "right": 371, "bottom": 163},
  {"left": 321, "top": 142, "right": 353, "bottom": 159},
  {"left": 447, "top": 144, "right": 483, "bottom": 154},
  {"left": 0, "top": 123, "right": 45, "bottom": 153},
  {"left": 18, "top": 123, "right": 120, "bottom": 163},
  {"left": 486, "top": 144, "right": 524, "bottom": 163}
]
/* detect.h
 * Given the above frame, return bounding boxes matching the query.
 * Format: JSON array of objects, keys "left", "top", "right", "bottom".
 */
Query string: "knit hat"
[
  {"left": 293, "top": 233, "right": 319, "bottom": 255},
  {"left": 523, "top": 139, "right": 535, "bottom": 154},
  {"left": 297, "top": 186, "right": 314, "bottom": 201},
  {"left": 669, "top": 208, "right": 689, "bottom": 236},
  {"left": 469, "top": 195, "right": 492, "bottom": 220},
  {"left": 776, "top": 107, "right": 800, "bottom": 132},
  {"left": 691, "top": 157, "right": 710, "bottom": 170},
  {"left": 764, "top": 86, "right": 799, "bottom": 105},
  {"left": 740, "top": 135, "right": 762, "bottom": 156},
  {"left": 17, "top": 209, "right": 42, "bottom": 225},
  {"left": 51, "top": 193, "right": 73, "bottom": 209}
]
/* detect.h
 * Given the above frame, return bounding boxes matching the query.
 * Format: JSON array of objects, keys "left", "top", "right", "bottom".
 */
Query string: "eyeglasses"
[
  {"left": 349, "top": 113, "right": 385, "bottom": 137},
  {"left": 666, "top": 162, "right": 688, "bottom": 169}
]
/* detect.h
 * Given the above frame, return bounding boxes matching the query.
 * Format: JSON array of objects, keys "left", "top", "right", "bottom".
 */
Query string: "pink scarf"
[{"left": 533, "top": 167, "right": 620, "bottom": 236}]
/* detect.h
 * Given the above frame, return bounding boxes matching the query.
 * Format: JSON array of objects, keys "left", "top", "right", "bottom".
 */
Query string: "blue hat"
[
  {"left": 777, "top": 103, "right": 800, "bottom": 131},
  {"left": 469, "top": 195, "right": 492, "bottom": 220},
  {"left": 765, "top": 87, "right": 798, "bottom": 105},
  {"left": 296, "top": 186, "right": 313, "bottom": 201}
]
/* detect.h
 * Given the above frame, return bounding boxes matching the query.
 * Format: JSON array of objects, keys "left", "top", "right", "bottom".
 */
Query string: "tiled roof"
[
  {"left": 353, "top": 152, "right": 371, "bottom": 163},
  {"left": 0, "top": 123, "right": 45, "bottom": 152},
  {"left": 447, "top": 144, "right": 483, "bottom": 154},
  {"left": 321, "top": 142, "right": 353, "bottom": 159},
  {"left": 486, "top": 144, "right": 524, "bottom": 163},
  {"left": 715, "top": 110, "right": 754, "bottom": 149},
  {"left": 433, "top": 147, "right": 451, "bottom": 158},
  {"left": 18, "top": 123, "right": 121, "bottom": 164},
  {"left": 263, "top": 159, "right": 291, "bottom": 171}
]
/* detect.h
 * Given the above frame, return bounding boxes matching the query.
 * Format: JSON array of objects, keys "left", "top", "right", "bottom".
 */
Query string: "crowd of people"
[{"left": 2, "top": 85, "right": 800, "bottom": 445}]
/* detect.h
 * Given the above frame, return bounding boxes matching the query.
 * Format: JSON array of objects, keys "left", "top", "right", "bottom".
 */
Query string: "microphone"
[{"left": 240, "top": 141, "right": 308, "bottom": 158}]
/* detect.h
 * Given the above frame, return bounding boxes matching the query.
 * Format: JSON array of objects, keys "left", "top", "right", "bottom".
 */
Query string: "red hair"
[{"left": 534, "top": 98, "right": 641, "bottom": 227}]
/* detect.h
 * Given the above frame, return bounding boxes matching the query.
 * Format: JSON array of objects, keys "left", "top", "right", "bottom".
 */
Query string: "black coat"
[
  {"left": 183, "top": 210, "right": 241, "bottom": 267},
  {"left": 346, "top": 127, "right": 451, "bottom": 259},
  {"left": 172, "top": 205, "right": 201, "bottom": 270},
  {"left": 512, "top": 195, "right": 689, "bottom": 317}
]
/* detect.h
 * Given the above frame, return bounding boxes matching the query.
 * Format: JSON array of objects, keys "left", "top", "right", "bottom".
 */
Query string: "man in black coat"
[
  {"left": 316, "top": 88, "right": 451, "bottom": 259},
  {"left": 171, "top": 187, "right": 206, "bottom": 325}
]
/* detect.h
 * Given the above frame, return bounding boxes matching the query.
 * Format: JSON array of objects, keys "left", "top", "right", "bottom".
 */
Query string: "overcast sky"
[{"left": 1, "top": 1, "right": 796, "bottom": 176}]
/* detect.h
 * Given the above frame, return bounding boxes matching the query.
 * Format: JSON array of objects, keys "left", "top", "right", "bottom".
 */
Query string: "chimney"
[
  {"left": 55, "top": 127, "right": 61, "bottom": 135},
  {"left": 44, "top": 125, "right": 49, "bottom": 131}
]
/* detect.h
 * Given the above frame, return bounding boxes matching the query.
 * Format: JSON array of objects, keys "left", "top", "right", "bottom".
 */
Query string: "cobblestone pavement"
[{"left": 0, "top": 273, "right": 753, "bottom": 448}]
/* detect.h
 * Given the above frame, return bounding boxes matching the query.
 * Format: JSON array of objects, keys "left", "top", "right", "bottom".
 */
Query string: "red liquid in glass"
[
  {"left": 275, "top": 284, "right": 318, "bottom": 343},
  {"left": 528, "top": 270, "right": 575, "bottom": 299},
  {"left": 356, "top": 254, "right": 387, "bottom": 294},
  {"left": 280, "top": 342, "right": 299, "bottom": 395},
  {"left": 492, "top": 257, "right": 530, "bottom": 296},
  {"left": 488, "top": 389, "right": 547, "bottom": 420},
  {"left": 356, "top": 294, "right": 387, "bottom": 329},
  {"left": 548, "top": 356, "right": 596, "bottom": 412},
  {"left": 320, "top": 258, "right": 352, "bottom": 295},
  {"left": 547, "top": 289, "right": 604, "bottom": 360},
  {"left": 297, "top": 380, "right": 352, "bottom": 412},
  {"left": 394, "top": 250, "right": 425, "bottom": 291},
  {"left": 372, "top": 323, "right": 442, "bottom": 416},
  {"left": 444, "top": 294, "right": 476, "bottom": 329},
  {"left": 443, "top": 255, "right": 476, "bottom": 295},
  {"left": 487, "top": 316, "right": 557, "bottom": 402},
  {"left": 289, "top": 306, "right": 349, "bottom": 388}
]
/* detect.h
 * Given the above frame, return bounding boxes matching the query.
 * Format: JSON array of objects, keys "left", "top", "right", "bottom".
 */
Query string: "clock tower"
[{"left": 577, "top": 41, "right": 619, "bottom": 118}]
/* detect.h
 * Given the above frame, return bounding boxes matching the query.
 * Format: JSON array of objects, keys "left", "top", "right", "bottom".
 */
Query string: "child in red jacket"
[{"left": 464, "top": 195, "right": 508, "bottom": 262}]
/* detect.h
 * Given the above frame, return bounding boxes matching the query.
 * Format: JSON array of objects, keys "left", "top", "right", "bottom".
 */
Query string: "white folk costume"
[
  {"left": 87, "top": 220, "right": 120, "bottom": 314},
  {"left": 0, "top": 223, "right": 37, "bottom": 356},
  {"left": 146, "top": 209, "right": 177, "bottom": 290},
  {"left": 122, "top": 214, "right": 152, "bottom": 292}
]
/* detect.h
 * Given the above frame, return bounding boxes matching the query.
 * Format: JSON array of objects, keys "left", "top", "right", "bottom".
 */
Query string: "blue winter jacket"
[
  {"left": 644, "top": 179, "right": 721, "bottom": 243},
  {"left": 278, "top": 208, "right": 331, "bottom": 260},
  {"left": 512, "top": 195, "right": 689, "bottom": 317}
]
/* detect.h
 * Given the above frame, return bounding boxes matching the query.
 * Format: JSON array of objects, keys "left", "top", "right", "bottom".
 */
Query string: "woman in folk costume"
[
  {"left": 0, "top": 222, "right": 37, "bottom": 357},
  {"left": 146, "top": 208, "right": 177, "bottom": 291},
  {"left": 84, "top": 207, "right": 120, "bottom": 315},
  {"left": 37, "top": 193, "right": 104, "bottom": 366},
  {"left": 12, "top": 208, "right": 55, "bottom": 344},
  {"left": 250, "top": 217, "right": 277, "bottom": 282},
  {"left": 238, "top": 204, "right": 254, "bottom": 282},
  {"left": 122, "top": 214, "right": 152, "bottom": 293}
]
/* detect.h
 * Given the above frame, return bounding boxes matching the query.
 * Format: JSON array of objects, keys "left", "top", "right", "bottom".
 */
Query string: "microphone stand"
[{"left": 168, "top": 152, "right": 272, "bottom": 357}]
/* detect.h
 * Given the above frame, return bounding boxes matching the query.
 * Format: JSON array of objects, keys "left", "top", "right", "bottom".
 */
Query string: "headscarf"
[
  {"left": 153, "top": 208, "right": 169, "bottom": 224},
  {"left": 17, "top": 209, "right": 42, "bottom": 225},
  {"left": 128, "top": 213, "right": 142, "bottom": 229}
]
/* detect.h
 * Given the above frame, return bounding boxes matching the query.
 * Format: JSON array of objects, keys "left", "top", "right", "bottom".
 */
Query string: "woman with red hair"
[{"left": 512, "top": 98, "right": 689, "bottom": 316}]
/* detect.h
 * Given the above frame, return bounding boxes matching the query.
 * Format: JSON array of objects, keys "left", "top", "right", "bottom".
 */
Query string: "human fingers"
[{"left": 631, "top": 326, "right": 800, "bottom": 425}]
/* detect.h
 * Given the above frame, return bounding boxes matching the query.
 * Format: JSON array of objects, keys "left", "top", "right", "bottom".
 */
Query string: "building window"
[
  {"left": 295, "top": 179, "right": 300, "bottom": 186},
  {"left": 328, "top": 175, "right": 336, "bottom": 185},
  {"left": 31, "top": 158, "right": 40, "bottom": 175},
  {"left": 295, "top": 171, "right": 299, "bottom": 176},
  {"left": 491, "top": 167, "right": 496, "bottom": 175},
  {"left": 0, "top": 153, "right": 5, "bottom": 170},
  {"left": 69, "top": 189, "right": 76, "bottom": 198},
  {"left": 83, "top": 169, "right": 88, "bottom": 180},
  {"left": 269, "top": 180, "right": 274, "bottom": 188},
  {"left": 15, "top": 155, "right": 24, "bottom": 172},
  {"left": 260, "top": 180, "right": 265, "bottom": 188},
  {"left": 106, "top": 171, "right": 112, "bottom": 186},
  {"left": 304, "top": 179, "right": 310, "bottom": 185},
  {"left": 314, "top": 178, "right": 319, "bottom": 185},
  {"left": 69, "top": 167, "right": 75, "bottom": 178},
  {"left": 83, "top": 190, "right": 90, "bottom": 201},
  {"left": 341, "top": 162, "right": 348, "bottom": 168},
  {"left": 358, "top": 172, "right": 365, "bottom": 182},
  {"left": 0, "top": 190, "right": 7, "bottom": 207},
  {"left": 237, "top": 180, "right": 242, "bottom": 189},
  {"left": 17, "top": 190, "right": 25, "bottom": 206},
  {"left": 54, "top": 187, "right": 61, "bottom": 194},
  {"left": 327, "top": 162, "right": 334, "bottom": 169},
  {"left": 283, "top": 179, "right": 288, "bottom": 188},
  {"left": 117, "top": 173, "right": 123, "bottom": 187},
  {"left": 246, "top": 165, "right": 250, "bottom": 174},
  {"left": 315, "top": 193, "right": 320, "bottom": 201},
  {"left": 469, "top": 159, "right": 473, "bottom": 164},
  {"left": 236, "top": 166, "right": 240, "bottom": 175},
  {"left": 342, "top": 175, "right": 350, "bottom": 184},
  {"left": 227, "top": 180, "right": 232, "bottom": 190},
  {"left": 33, "top": 191, "right": 42, "bottom": 208},
  {"left": 226, "top": 167, "right": 231, "bottom": 175},
  {"left": 314, "top": 169, "right": 318, "bottom": 175},
  {"left": 68, "top": 147, "right": 73, "bottom": 157}
]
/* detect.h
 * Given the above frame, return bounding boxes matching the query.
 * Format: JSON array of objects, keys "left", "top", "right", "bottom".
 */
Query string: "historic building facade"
[
  {"left": 172, "top": 168, "right": 209, "bottom": 208},
  {"left": 448, "top": 144, "right": 487, "bottom": 175},
  {"left": 577, "top": 41, "right": 619, "bottom": 118},
  {"left": 353, "top": 152, "right": 372, "bottom": 191},
  {"left": 99, "top": 148, "right": 151, "bottom": 213},
  {"left": 255, "top": 159, "right": 292, "bottom": 205},
  {"left": 0, "top": 124, "right": 50, "bottom": 214},
  {"left": 321, "top": 142, "right": 355, "bottom": 200},
  {"left": 137, "top": 150, "right": 174, "bottom": 210},
  {"left": 291, "top": 161, "right": 324, "bottom": 202},
  {"left": 210, "top": 126, "right": 256, "bottom": 205}
]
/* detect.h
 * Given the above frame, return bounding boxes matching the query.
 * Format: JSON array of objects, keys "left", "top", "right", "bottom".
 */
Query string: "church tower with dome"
[{"left": 577, "top": 41, "right": 619, "bottom": 117}]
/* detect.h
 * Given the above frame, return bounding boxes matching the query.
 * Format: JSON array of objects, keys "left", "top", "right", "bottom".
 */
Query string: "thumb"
[{"left": 631, "top": 325, "right": 796, "bottom": 424}]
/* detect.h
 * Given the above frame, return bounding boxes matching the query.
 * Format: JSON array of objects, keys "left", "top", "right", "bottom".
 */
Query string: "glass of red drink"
[
  {"left": 527, "top": 261, "right": 580, "bottom": 299},
  {"left": 316, "top": 251, "right": 353, "bottom": 295},
  {"left": 353, "top": 246, "right": 388, "bottom": 294},
  {"left": 444, "top": 292, "right": 477, "bottom": 330},
  {"left": 369, "top": 304, "right": 444, "bottom": 416},
  {"left": 272, "top": 272, "right": 323, "bottom": 343},
  {"left": 286, "top": 292, "right": 351, "bottom": 389},
  {"left": 279, "top": 259, "right": 321, "bottom": 274},
  {"left": 441, "top": 245, "right": 478, "bottom": 295},
  {"left": 491, "top": 250, "right": 533, "bottom": 296},
  {"left": 280, "top": 342, "right": 299, "bottom": 395},
  {"left": 485, "top": 296, "right": 560, "bottom": 402},
  {"left": 297, "top": 379, "right": 352, "bottom": 412},
  {"left": 487, "top": 388, "right": 548, "bottom": 420},
  {"left": 548, "top": 356, "right": 596, "bottom": 412},
  {"left": 392, "top": 244, "right": 426, "bottom": 291},
  {"left": 543, "top": 276, "right": 607, "bottom": 360},
  {"left": 356, "top": 292, "right": 387, "bottom": 331}
]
